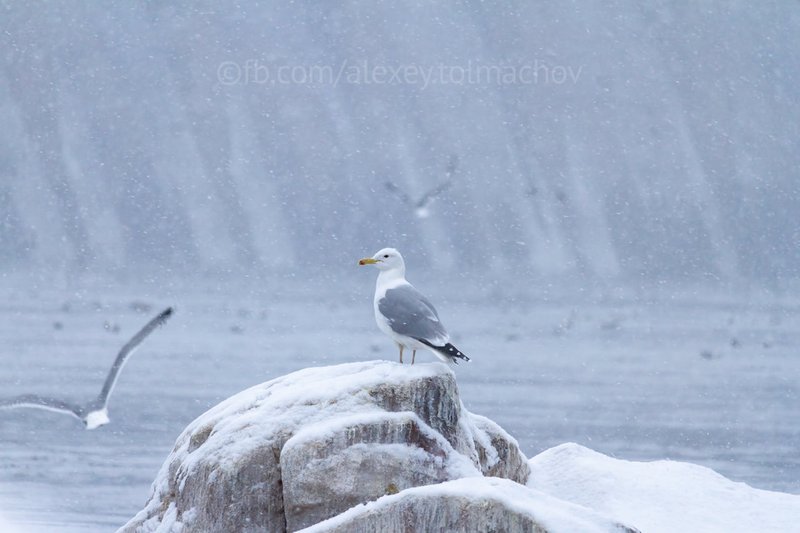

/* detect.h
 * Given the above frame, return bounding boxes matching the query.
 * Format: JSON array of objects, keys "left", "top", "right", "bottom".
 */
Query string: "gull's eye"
[{"left": 383, "top": 254, "right": 389, "bottom": 258}]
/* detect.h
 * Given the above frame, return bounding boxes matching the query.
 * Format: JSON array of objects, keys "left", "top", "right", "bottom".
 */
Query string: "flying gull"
[
  {"left": 359, "top": 248, "right": 470, "bottom": 365},
  {"left": 384, "top": 154, "right": 457, "bottom": 219},
  {"left": 0, "top": 307, "right": 173, "bottom": 429}
]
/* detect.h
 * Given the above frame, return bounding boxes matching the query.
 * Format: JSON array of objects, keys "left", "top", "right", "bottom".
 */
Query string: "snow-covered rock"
[
  {"left": 300, "top": 477, "right": 636, "bottom": 533},
  {"left": 118, "top": 360, "right": 800, "bottom": 533},
  {"left": 527, "top": 443, "right": 800, "bottom": 533},
  {"left": 119, "top": 361, "right": 531, "bottom": 532}
]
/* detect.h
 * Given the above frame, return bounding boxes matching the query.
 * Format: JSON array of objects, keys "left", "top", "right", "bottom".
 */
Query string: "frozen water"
[{"left": 0, "top": 281, "right": 798, "bottom": 531}]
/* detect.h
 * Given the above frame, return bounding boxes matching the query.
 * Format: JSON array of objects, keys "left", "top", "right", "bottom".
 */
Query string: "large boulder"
[{"left": 120, "top": 361, "right": 531, "bottom": 533}]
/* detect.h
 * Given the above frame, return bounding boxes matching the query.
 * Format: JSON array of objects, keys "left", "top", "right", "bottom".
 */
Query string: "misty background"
[{"left": 1, "top": 2, "right": 798, "bottom": 288}]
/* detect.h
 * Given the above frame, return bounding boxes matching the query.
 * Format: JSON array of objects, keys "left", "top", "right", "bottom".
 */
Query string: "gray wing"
[
  {"left": 96, "top": 307, "right": 173, "bottom": 407},
  {"left": 385, "top": 181, "right": 413, "bottom": 206},
  {"left": 0, "top": 394, "right": 84, "bottom": 420},
  {"left": 379, "top": 285, "right": 448, "bottom": 344},
  {"left": 416, "top": 154, "right": 457, "bottom": 208}
]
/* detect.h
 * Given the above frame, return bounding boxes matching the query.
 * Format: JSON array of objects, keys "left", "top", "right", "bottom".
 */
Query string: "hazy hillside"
[{"left": 1, "top": 2, "right": 798, "bottom": 284}]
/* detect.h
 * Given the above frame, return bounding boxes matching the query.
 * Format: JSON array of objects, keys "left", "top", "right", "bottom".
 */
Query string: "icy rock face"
[
  {"left": 281, "top": 412, "right": 474, "bottom": 531},
  {"left": 302, "top": 477, "right": 638, "bottom": 533},
  {"left": 119, "top": 361, "right": 530, "bottom": 533}
]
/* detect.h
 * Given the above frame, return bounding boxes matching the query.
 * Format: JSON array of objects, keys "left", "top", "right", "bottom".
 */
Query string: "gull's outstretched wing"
[
  {"left": 415, "top": 155, "right": 457, "bottom": 209},
  {"left": 385, "top": 181, "right": 413, "bottom": 206},
  {"left": 415, "top": 179, "right": 452, "bottom": 209},
  {"left": 445, "top": 154, "right": 459, "bottom": 178},
  {"left": 96, "top": 307, "right": 173, "bottom": 407},
  {"left": 0, "top": 394, "right": 83, "bottom": 420}
]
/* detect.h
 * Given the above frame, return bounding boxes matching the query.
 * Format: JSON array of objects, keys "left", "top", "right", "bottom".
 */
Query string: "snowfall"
[
  {"left": 1, "top": 1, "right": 799, "bottom": 531},
  {"left": 0, "top": 280, "right": 798, "bottom": 532}
]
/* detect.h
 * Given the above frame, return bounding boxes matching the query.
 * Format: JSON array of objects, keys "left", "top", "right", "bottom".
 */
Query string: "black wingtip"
[
  {"left": 415, "top": 338, "right": 471, "bottom": 364},
  {"left": 158, "top": 307, "right": 174, "bottom": 323},
  {"left": 440, "top": 342, "right": 470, "bottom": 363}
]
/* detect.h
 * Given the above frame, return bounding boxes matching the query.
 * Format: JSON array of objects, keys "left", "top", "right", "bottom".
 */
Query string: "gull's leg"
[
  {"left": 412, "top": 350, "right": 416, "bottom": 365},
  {"left": 398, "top": 344, "right": 404, "bottom": 364}
]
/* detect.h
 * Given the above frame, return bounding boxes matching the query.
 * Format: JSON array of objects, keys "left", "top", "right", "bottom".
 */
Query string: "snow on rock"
[
  {"left": 527, "top": 443, "right": 800, "bottom": 533},
  {"left": 300, "top": 477, "right": 636, "bottom": 533},
  {"left": 119, "top": 361, "right": 531, "bottom": 533},
  {"left": 468, "top": 412, "right": 530, "bottom": 481}
]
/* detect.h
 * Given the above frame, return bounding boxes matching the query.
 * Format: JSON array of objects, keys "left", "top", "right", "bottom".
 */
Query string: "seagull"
[
  {"left": 384, "top": 155, "right": 457, "bottom": 219},
  {"left": 359, "top": 248, "right": 470, "bottom": 365},
  {"left": 0, "top": 307, "right": 173, "bottom": 430}
]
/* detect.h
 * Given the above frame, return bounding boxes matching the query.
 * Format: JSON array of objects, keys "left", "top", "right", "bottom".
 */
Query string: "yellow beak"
[{"left": 359, "top": 257, "right": 379, "bottom": 266}]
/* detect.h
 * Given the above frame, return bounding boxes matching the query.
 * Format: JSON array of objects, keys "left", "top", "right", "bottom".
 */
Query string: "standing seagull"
[
  {"left": 359, "top": 248, "right": 470, "bottom": 365},
  {"left": 0, "top": 307, "right": 173, "bottom": 429}
]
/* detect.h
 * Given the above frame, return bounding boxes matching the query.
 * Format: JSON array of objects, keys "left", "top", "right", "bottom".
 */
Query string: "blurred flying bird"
[
  {"left": 359, "top": 248, "right": 470, "bottom": 365},
  {"left": 0, "top": 307, "right": 174, "bottom": 430},
  {"left": 384, "top": 154, "right": 458, "bottom": 218}
]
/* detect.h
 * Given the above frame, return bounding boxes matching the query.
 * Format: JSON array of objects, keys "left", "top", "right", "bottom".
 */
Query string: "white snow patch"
[
  {"left": 175, "top": 361, "right": 451, "bottom": 470},
  {"left": 466, "top": 412, "right": 518, "bottom": 469},
  {"left": 527, "top": 443, "right": 800, "bottom": 533}
]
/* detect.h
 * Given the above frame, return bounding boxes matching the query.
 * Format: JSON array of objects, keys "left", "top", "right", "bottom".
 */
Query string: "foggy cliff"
[{"left": 1, "top": 2, "right": 798, "bottom": 285}]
